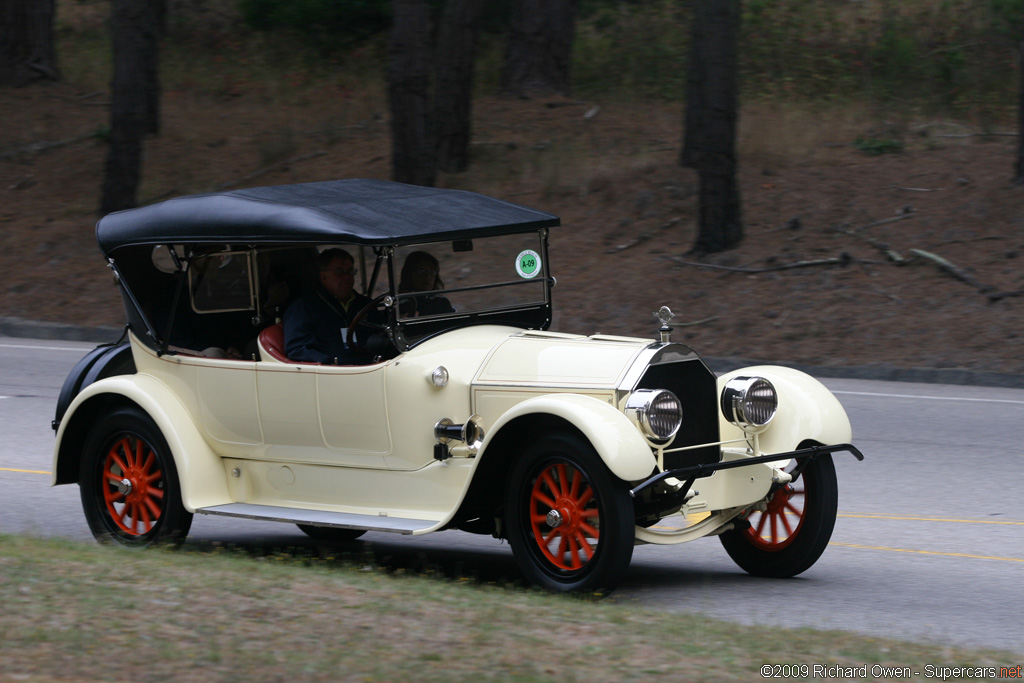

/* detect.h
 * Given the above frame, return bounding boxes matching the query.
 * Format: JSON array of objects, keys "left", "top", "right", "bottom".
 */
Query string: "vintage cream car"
[{"left": 52, "top": 179, "right": 862, "bottom": 592}]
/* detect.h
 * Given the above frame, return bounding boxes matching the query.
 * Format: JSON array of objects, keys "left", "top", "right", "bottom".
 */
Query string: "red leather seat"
[{"left": 258, "top": 323, "right": 290, "bottom": 362}]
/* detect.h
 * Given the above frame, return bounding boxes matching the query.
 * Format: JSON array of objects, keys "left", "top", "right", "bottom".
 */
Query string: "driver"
[{"left": 283, "top": 248, "right": 377, "bottom": 364}]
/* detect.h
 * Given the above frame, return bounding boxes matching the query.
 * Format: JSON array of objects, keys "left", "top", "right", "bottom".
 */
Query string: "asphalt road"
[{"left": 2, "top": 337, "right": 1022, "bottom": 656}]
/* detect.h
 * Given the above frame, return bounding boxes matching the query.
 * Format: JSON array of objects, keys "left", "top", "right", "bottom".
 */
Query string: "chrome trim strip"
[
  {"left": 196, "top": 503, "right": 437, "bottom": 534},
  {"left": 616, "top": 342, "right": 706, "bottom": 393}
]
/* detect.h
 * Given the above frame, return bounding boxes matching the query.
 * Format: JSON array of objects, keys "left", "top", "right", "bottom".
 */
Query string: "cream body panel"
[
  {"left": 195, "top": 359, "right": 260, "bottom": 445},
  {"left": 224, "top": 457, "right": 474, "bottom": 526},
  {"left": 685, "top": 449, "right": 777, "bottom": 513},
  {"left": 484, "top": 393, "right": 657, "bottom": 482},
  {"left": 717, "top": 365, "right": 853, "bottom": 456},
  {"left": 475, "top": 333, "right": 647, "bottom": 388},
  {"left": 473, "top": 387, "right": 616, "bottom": 425},
  {"left": 256, "top": 363, "right": 320, "bottom": 448},
  {"left": 52, "top": 374, "right": 231, "bottom": 511},
  {"left": 254, "top": 362, "right": 392, "bottom": 467},
  {"left": 130, "top": 337, "right": 263, "bottom": 455},
  {"left": 380, "top": 326, "right": 515, "bottom": 470},
  {"left": 317, "top": 362, "right": 391, "bottom": 455}
]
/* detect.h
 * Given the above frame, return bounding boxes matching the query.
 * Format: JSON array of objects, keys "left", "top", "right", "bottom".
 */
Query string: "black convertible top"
[{"left": 96, "top": 179, "right": 559, "bottom": 255}]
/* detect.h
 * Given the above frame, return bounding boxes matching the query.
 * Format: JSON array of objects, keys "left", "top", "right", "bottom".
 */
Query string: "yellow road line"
[
  {"left": 0, "top": 467, "right": 51, "bottom": 475},
  {"left": 830, "top": 542, "right": 1024, "bottom": 563},
  {"left": 650, "top": 510, "right": 1024, "bottom": 533},
  {"left": 840, "top": 513, "right": 1024, "bottom": 526}
]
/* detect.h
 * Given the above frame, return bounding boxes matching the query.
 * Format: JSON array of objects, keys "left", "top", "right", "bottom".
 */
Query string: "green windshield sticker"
[{"left": 515, "top": 249, "right": 541, "bottom": 279}]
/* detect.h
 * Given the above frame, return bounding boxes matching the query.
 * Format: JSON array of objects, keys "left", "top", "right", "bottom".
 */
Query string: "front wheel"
[
  {"left": 504, "top": 433, "right": 635, "bottom": 593},
  {"left": 719, "top": 453, "right": 838, "bottom": 578},
  {"left": 79, "top": 406, "right": 193, "bottom": 547}
]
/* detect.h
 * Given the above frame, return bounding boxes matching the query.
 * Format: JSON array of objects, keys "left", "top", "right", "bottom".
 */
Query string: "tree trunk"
[
  {"left": 100, "top": 0, "right": 161, "bottom": 214},
  {"left": 500, "top": 0, "right": 579, "bottom": 98},
  {"left": 388, "top": 0, "right": 435, "bottom": 186},
  {"left": 1016, "top": 41, "right": 1024, "bottom": 184},
  {"left": 144, "top": 0, "right": 164, "bottom": 135},
  {"left": 680, "top": 0, "right": 742, "bottom": 255},
  {"left": 0, "top": 0, "right": 60, "bottom": 87},
  {"left": 434, "top": 0, "right": 483, "bottom": 173}
]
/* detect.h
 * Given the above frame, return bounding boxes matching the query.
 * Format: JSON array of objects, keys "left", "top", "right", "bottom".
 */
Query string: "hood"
[{"left": 474, "top": 331, "right": 653, "bottom": 390}]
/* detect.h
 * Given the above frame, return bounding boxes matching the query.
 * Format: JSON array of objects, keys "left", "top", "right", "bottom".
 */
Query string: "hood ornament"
[{"left": 654, "top": 306, "right": 674, "bottom": 343}]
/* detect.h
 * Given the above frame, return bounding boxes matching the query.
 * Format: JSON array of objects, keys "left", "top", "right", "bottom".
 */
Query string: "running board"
[{"left": 196, "top": 503, "right": 438, "bottom": 535}]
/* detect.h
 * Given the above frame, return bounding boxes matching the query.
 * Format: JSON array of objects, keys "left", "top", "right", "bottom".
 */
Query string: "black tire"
[
  {"left": 296, "top": 524, "right": 366, "bottom": 543},
  {"left": 504, "top": 433, "right": 635, "bottom": 593},
  {"left": 79, "top": 406, "right": 192, "bottom": 547},
  {"left": 719, "top": 453, "right": 838, "bottom": 578}
]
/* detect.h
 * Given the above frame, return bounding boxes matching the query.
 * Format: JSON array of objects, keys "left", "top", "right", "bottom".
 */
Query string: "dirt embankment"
[{"left": 2, "top": 84, "right": 1022, "bottom": 379}]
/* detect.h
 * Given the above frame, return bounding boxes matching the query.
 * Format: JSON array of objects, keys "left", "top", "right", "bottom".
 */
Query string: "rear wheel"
[
  {"left": 80, "top": 406, "right": 192, "bottom": 547},
  {"left": 296, "top": 525, "right": 366, "bottom": 543},
  {"left": 504, "top": 433, "right": 635, "bottom": 593},
  {"left": 719, "top": 453, "right": 837, "bottom": 578}
]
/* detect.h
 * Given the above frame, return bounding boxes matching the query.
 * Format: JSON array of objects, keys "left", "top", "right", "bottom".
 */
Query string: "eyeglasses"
[{"left": 325, "top": 267, "right": 357, "bottom": 277}]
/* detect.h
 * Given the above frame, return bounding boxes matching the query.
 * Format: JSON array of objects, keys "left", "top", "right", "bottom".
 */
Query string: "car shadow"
[
  {"left": 183, "top": 529, "right": 531, "bottom": 589},
  {"left": 179, "top": 526, "right": 799, "bottom": 599}
]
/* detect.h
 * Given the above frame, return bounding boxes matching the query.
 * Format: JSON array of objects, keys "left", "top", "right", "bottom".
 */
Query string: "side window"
[{"left": 189, "top": 251, "right": 256, "bottom": 313}]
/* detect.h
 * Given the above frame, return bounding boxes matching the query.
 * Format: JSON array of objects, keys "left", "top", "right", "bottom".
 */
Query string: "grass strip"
[{"left": 0, "top": 534, "right": 1014, "bottom": 682}]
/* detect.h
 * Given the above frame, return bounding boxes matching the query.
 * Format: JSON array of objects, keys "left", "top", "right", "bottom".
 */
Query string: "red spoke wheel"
[
  {"left": 719, "top": 451, "right": 838, "bottom": 578},
  {"left": 745, "top": 481, "right": 806, "bottom": 551},
  {"left": 102, "top": 435, "right": 165, "bottom": 535},
  {"left": 505, "top": 433, "right": 634, "bottom": 593},
  {"left": 80, "top": 407, "right": 192, "bottom": 547}
]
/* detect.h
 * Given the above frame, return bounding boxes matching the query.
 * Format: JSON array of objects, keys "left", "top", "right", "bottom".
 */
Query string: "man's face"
[{"left": 320, "top": 255, "right": 356, "bottom": 302}]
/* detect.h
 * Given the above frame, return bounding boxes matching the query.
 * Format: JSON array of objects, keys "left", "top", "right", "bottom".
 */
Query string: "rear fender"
[
  {"left": 53, "top": 342, "right": 133, "bottom": 432},
  {"left": 717, "top": 365, "right": 852, "bottom": 455},
  {"left": 482, "top": 394, "right": 656, "bottom": 482},
  {"left": 52, "top": 375, "right": 229, "bottom": 512}
]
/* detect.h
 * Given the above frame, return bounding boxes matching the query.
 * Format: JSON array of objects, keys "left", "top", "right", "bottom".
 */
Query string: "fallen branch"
[
  {"left": 217, "top": 151, "right": 327, "bottom": 190},
  {"left": 934, "top": 131, "right": 1017, "bottom": 138},
  {"left": 0, "top": 131, "right": 95, "bottom": 161},
  {"left": 989, "top": 289, "right": 1024, "bottom": 302},
  {"left": 835, "top": 227, "right": 906, "bottom": 264},
  {"left": 607, "top": 218, "right": 679, "bottom": 253},
  {"left": 851, "top": 211, "right": 915, "bottom": 234},
  {"left": 670, "top": 253, "right": 857, "bottom": 274},
  {"left": 908, "top": 248, "right": 992, "bottom": 292},
  {"left": 932, "top": 235, "right": 1006, "bottom": 247}
]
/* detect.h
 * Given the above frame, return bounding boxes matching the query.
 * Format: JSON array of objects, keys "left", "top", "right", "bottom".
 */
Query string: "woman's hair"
[{"left": 399, "top": 251, "right": 444, "bottom": 292}]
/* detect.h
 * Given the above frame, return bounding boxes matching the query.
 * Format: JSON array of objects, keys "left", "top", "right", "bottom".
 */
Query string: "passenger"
[
  {"left": 398, "top": 251, "right": 455, "bottom": 317},
  {"left": 283, "top": 248, "right": 375, "bottom": 364}
]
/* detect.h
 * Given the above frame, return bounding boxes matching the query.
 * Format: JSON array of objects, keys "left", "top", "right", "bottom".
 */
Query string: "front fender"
[
  {"left": 717, "top": 365, "right": 852, "bottom": 454},
  {"left": 52, "top": 374, "right": 229, "bottom": 511},
  {"left": 484, "top": 393, "right": 656, "bottom": 482}
]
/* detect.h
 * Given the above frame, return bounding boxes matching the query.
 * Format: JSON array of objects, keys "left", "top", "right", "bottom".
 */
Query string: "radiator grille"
[{"left": 634, "top": 358, "right": 721, "bottom": 470}]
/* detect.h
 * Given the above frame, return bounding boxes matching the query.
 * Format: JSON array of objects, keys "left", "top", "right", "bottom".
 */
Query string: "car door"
[
  {"left": 192, "top": 358, "right": 262, "bottom": 451},
  {"left": 255, "top": 361, "right": 390, "bottom": 468},
  {"left": 316, "top": 362, "right": 391, "bottom": 457}
]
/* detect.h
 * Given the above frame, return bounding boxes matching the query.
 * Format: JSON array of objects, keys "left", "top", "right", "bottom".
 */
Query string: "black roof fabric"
[{"left": 96, "top": 179, "right": 559, "bottom": 255}]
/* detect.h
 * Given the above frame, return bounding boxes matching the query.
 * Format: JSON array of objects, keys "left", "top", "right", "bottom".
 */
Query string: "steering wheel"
[{"left": 346, "top": 293, "right": 391, "bottom": 351}]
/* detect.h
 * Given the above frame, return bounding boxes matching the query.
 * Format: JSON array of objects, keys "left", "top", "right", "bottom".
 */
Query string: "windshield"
[{"left": 389, "top": 230, "right": 551, "bottom": 347}]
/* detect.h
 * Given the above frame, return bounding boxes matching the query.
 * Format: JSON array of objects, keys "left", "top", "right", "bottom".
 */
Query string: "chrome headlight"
[
  {"left": 720, "top": 376, "right": 778, "bottom": 432},
  {"left": 625, "top": 389, "right": 683, "bottom": 441}
]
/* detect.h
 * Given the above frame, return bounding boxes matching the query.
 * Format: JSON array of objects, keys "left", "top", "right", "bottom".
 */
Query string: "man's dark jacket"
[{"left": 283, "top": 284, "right": 372, "bottom": 364}]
